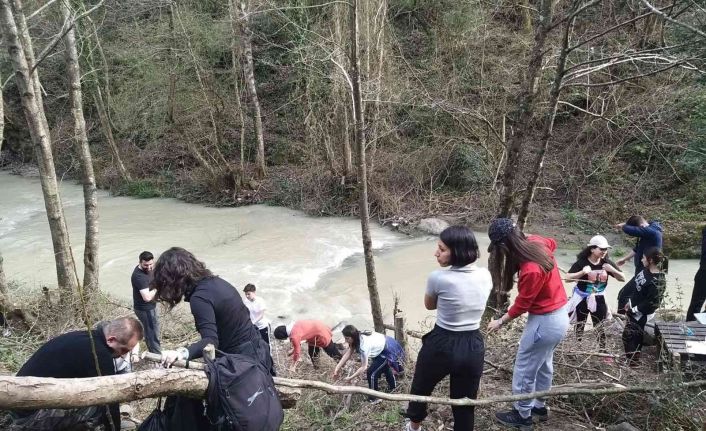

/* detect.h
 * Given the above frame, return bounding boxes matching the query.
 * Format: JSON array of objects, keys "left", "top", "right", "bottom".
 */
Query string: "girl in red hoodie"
[{"left": 486, "top": 218, "right": 569, "bottom": 431}]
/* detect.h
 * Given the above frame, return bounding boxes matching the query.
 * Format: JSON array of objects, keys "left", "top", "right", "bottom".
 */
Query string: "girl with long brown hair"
[{"left": 486, "top": 218, "right": 569, "bottom": 430}]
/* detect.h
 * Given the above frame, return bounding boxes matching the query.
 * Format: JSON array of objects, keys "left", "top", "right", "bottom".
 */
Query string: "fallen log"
[
  {"left": 2, "top": 369, "right": 705, "bottom": 410},
  {"left": 140, "top": 352, "right": 301, "bottom": 408}
]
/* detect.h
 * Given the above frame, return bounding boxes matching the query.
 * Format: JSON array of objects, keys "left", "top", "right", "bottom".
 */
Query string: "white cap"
[{"left": 588, "top": 235, "right": 611, "bottom": 249}]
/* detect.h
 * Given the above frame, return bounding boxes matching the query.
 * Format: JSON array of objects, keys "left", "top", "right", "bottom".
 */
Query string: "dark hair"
[
  {"left": 273, "top": 325, "right": 288, "bottom": 340},
  {"left": 243, "top": 283, "right": 256, "bottom": 293},
  {"left": 492, "top": 229, "right": 554, "bottom": 275},
  {"left": 139, "top": 251, "right": 153, "bottom": 262},
  {"left": 103, "top": 316, "right": 144, "bottom": 344},
  {"left": 576, "top": 246, "right": 608, "bottom": 261},
  {"left": 626, "top": 215, "right": 646, "bottom": 227},
  {"left": 644, "top": 247, "right": 665, "bottom": 268},
  {"left": 341, "top": 324, "right": 372, "bottom": 352},
  {"left": 151, "top": 247, "right": 213, "bottom": 308},
  {"left": 439, "top": 225, "right": 480, "bottom": 266}
]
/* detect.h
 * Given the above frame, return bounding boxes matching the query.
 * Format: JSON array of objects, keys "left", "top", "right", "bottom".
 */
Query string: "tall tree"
[
  {"left": 350, "top": 0, "right": 383, "bottom": 332},
  {"left": 83, "top": 17, "right": 132, "bottom": 182},
  {"left": 63, "top": 0, "right": 99, "bottom": 291},
  {"left": 0, "top": 71, "right": 4, "bottom": 155},
  {"left": 0, "top": 0, "right": 79, "bottom": 297},
  {"left": 0, "top": 252, "right": 6, "bottom": 297},
  {"left": 236, "top": 0, "right": 266, "bottom": 178}
]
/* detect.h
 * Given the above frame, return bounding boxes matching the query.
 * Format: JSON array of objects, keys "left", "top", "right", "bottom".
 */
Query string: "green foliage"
[
  {"left": 444, "top": 144, "right": 491, "bottom": 190},
  {"left": 119, "top": 180, "right": 162, "bottom": 199}
]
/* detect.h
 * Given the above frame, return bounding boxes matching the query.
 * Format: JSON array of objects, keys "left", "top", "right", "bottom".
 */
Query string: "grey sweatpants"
[{"left": 512, "top": 306, "right": 569, "bottom": 418}]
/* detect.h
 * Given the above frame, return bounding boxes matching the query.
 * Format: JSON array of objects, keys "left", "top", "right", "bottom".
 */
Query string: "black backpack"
[{"left": 204, "top": 352, "right": 284, "bottom": 431}]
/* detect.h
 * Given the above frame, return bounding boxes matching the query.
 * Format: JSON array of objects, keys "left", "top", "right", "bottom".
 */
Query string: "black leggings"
[
  {"left": 575, "top": 295, "right": 608, "bottom": 350},
  {"left": 407, "top": 325, "right": 484, "bottom": 431},
  {"left": 308, "top": 341, "right": 342, "bottom": 367},
  {"left": 686, "top": 268, "right": 706, "bottom": 322},
  {"left": 622, "top": 314, "right": 648, "bottom": 361}
]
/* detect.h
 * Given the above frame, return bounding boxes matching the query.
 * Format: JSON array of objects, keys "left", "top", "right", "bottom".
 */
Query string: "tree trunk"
[
  {"left": 517, "top": 12, "right": 574, "bottom": 230},
  {"left": 350, "top": 0, "right": 384, "bottom": 332},
  {"left": 62, "top": 1, "right": 99, "bottom": 292},
  {"left": 228, "top": 0, "right": 247, "bottom": 184},
  {"left": 0, "top": 252, "right": 6, "bottom": 296},
  {"left": 93, "top": 87, "right": 132, "bottom": 181},
  {"left": 166, "top": 3, "right": 176, "bottom": 124},
  {"left": 82, "top": 15, "right": 132, "bottom": 182},
  {"left": 0, "top": 70, "right": 4, "bottom": 155},
  {"left": 496, "top": 0, "right": 555, "bottom": 218},
  {"left": 334, "top": 3, "right": 353, "bottom": 178},
  {"left": 0, "top": 0, "right": 79, "bottom": 297},
  {"left": 238, "top": 0, "right": 266, "bottom": 178},
  {"left": 489, "top": 0, "right": 555, "bottom": 312}
]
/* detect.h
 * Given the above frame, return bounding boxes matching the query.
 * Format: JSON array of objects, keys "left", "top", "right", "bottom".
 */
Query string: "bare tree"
[
  {"left": 0, "top": 252, "right": 6, "bottom": 297},
  {"left": 0, "top": 0, "right": 79, "bottom": 297},
  {"left": 83, "top": 16, "right": 132, "bottom": 182},
  {"left": 62, "top": 0, "right": 99, "bottom": 291},
  {"left": 236, "top": 0, "right": 267, "bottom": 178},
  {"left": 0, "top": 71, "right": 4, "bottom": 155},
  {"left": 350, "top": 0, "right": 383, "bottom": 332}
]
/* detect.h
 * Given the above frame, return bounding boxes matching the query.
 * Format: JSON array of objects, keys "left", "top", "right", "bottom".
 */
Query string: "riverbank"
[{"left": 0, "top": 288, "right": 703, "bottom": 430}]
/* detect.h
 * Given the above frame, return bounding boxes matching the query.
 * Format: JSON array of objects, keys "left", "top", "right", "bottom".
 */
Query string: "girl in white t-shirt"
[{"left": 332, "top": 325, "right": 404, "bottom": 403}]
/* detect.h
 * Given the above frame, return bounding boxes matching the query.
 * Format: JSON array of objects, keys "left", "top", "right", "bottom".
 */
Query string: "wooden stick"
[
  {"left": 2, "top": 371, "right": 704, "bottom": 409},
  {"left": 137, "top": 352, "right": 706, "bottom": 408}
]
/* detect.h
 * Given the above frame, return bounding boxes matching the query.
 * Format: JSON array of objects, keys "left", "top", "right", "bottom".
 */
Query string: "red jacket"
[
  {"left": 289, "top": 320, "right": 333, "bottom": 362},
  {"left": 508, "top": 235, "right": 568, "bottom": 319}
]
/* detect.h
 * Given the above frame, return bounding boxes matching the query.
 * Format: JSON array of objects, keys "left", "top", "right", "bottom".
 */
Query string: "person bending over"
[{"left": 273, "top": 319, "right": 342, "bottom": 372}]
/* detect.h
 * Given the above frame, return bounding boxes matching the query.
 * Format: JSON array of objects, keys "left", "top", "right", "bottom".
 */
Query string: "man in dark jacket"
[
  {"left": 686, "top": 226, "right": 706, "bottom": 321},
  {"left": 615, "top": 215, "right": 663, "bottom": 274},
  {"left": 10, "top": 317, "right": 144, "bottom": 430},
  {"left": 131, "top": 250, "right": 160, "bottom": 353}
]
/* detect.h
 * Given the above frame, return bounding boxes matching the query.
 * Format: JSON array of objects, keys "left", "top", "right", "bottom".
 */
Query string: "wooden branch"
[
  {"left": 2, "top": 370, "right": 704, "bottom": 409},
  {"left": 0, "top": 369, "right": 207, "bottom": 409},
  {"left": 640, "top": 0, "right": 706, "bottom": 39}
]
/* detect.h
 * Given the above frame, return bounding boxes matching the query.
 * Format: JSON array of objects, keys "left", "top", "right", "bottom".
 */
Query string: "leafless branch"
[{"left": 641, "top": 0, "right": 706, "bottom": 39}]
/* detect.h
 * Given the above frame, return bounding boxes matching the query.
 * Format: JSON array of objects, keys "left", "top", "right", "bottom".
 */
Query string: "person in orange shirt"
[{"left": 273, "top": 320, "right": 342, "bottom": 371}]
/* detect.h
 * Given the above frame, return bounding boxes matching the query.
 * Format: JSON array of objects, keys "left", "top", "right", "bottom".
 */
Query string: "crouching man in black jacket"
[{"left": 10, "top": 316, "right": 144, "bottom": 430}]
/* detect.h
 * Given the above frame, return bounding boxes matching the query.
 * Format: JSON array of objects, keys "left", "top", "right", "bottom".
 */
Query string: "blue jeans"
[
  {"left": 512, "top": 307, "right": 569, "bottom": 418},
  {"left": 135, "top": 308, "right": 161, "bottom": 354}
]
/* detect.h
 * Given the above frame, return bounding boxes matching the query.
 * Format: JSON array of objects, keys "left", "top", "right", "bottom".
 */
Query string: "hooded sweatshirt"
[
  {"left": 508, "top": 235, "right": 568, "bottom": 319},
  {"left": 622, "top": 220, "right": 663, "bottom": 272}
]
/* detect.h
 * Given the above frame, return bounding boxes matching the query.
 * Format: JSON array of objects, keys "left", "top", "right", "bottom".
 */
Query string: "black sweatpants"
[
  {"left": 575, "top": 295, "right": 608, "bottom": 351},
  {"left": 622, "top": 314, "right": 648, "bottom": 363},
  {"left": 686, "top": 268, "right": 706, "bottom": 322},
  {"left": 406, "top": 325, "right": 484, "bottom": 431},
  {"left": 308, "top": 341, "right": 342, "bottom": 367}
]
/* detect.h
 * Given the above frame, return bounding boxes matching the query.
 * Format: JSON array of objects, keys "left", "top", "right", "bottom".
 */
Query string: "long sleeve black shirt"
[
  {"left": 185, "top": 276, "right": 258, "bottom": 359},
  {"left": 16, "top": 329, "right": 120, "bottom": 428}
]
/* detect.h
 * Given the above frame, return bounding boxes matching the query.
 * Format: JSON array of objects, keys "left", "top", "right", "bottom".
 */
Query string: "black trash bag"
[{"left": 137, "top": 398, "right": 167, "bottom": 431}]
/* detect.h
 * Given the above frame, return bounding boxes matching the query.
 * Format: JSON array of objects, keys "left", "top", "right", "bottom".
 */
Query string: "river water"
[{"left": 0, "top": 172, "right": 700, "bottom": 330}]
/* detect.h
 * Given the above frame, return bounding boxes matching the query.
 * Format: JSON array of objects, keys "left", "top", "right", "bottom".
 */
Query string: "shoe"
[
  {"left": 531, "top": 406, "right": 548, "bottom": 422},
  {"left": 495, "top": 409, "right": 533, "bottom": 430},
  {"left": 404, "top": 421, "right": 422, "bottom": 431},
  {"left": 369, "top": 398, "right": 382, "bottom": 405}
]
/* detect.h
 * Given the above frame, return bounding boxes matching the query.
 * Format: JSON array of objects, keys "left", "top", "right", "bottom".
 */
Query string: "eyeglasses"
[{"left": 599, "top": 247, "right": 608, "bottom": 251}]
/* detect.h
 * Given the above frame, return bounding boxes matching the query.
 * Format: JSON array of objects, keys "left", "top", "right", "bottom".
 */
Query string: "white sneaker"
[{"left": 405, "top": 421, "right": 422, "bottom": 431}]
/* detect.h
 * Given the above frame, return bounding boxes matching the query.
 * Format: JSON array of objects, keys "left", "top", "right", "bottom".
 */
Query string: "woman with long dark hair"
[
  {"left": 404, "top": 225, "right": 492, "bottom": 431},
  {"left": 565, "top": 235, "right": 625, "bottom": 352},
  {"left": 332, "top": 324, "right": 404, "bottom": 403},
  {"left": 486, "top": 218, "right": 569, "bottom": 430},
  {"left": 621, "top": 247, "right": 666, "bottom": 366},
  {"left": 151, "top": 247, "right": 273, "bottom": 373}
]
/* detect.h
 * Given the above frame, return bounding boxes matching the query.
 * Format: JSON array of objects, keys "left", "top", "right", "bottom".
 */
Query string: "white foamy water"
[
  {"left": 0, "top": 172, "right": 406, "bottom": 322},
  {"left": 0, "top": 171, "right": 700, "bottom": 330}
]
